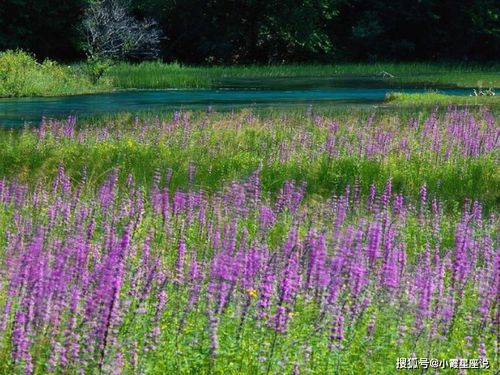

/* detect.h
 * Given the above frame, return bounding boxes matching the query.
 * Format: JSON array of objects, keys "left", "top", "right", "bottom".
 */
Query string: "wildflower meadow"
[{"left": 0, "top": 108, "right": 498, "bottom": 374}]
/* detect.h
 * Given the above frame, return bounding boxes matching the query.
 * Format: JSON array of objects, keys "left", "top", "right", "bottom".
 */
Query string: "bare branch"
[{"left": 81, "top": 0, "right": 161, "bottom": 60}]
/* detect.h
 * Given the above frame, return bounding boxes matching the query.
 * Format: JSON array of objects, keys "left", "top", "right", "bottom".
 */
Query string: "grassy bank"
[
  {"left": 1, "top": 50, "right": 499, "bottom": 98},
  {"left": 385, "top": 91, "right": 500, "bottom": 106},
  {"left": 0, "top": 50, "right": 111, "bottom": 97},
  {"left": 107, "top": 61, "right": 500, "bottom": 89}
]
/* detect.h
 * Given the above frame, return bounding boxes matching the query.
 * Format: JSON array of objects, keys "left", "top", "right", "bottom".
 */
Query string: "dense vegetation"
[
  {"left": 107, "top": 61, "right": 500, "bottom": 89},
  {"left": 0, "top": 108, "right": 498, "bottom": 373},
  {"left": 0, "top": 2, "right": 499, "bottom": 373},
  {"left": 1, "top": 0, "right": 498, "bottom": 63},
  {"left": 1, "top": 108, "right": 499, "bottom": 208},
  {"left": 1, "top": 50, "right": 498, "bottom": 98},
  {"left": 0, "top": 50, "right": 111, "bottom": 98}
]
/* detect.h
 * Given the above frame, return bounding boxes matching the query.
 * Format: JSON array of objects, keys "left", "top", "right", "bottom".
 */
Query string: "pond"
[{"left": 0, "top": 78, "right": 471, "bottom": 127}]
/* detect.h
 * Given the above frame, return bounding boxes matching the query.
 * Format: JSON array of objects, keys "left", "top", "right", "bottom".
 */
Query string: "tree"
[
  {"left": 81, "top": 0, "right": 161, "bottom": 60},
  {"left": 0, "top": 0, "right": 86, "bottom": 61},
  {"left": 134, "top": 0, "right": 339, "bottom": 64}
]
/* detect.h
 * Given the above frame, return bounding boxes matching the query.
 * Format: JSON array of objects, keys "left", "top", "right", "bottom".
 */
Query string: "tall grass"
[{"left": 107, "top": 61, "right": 500, "bottom": 89}]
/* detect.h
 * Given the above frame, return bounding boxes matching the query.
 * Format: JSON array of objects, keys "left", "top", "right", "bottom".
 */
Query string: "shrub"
[{"left": 0, "top": 50, "right": 111, "bottom": 97}]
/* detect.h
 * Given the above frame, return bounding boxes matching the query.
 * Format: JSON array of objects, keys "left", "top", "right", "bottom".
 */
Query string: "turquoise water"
[{"left": 0, "top": 83, "right": 471, "bottom": 127}]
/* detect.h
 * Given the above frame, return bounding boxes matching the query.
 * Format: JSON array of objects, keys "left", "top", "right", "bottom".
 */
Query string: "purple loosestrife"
[
  {"left": 275, "top": 180, "right": 293, "bottom": 213},
  {"left": 208, "top": 249, "right": 239, "bottom": 314},
  {"left": 367, "top": 221, "right": 382, "bottom": 266},
  {"left": 150, "top": 288, "right": 168, "bottom": 350},
  {"left": 187, "top": 259, "right": 204, "bottom": 306},
  {"left": 452, "top": 221, "right": 470, "bottom": 288},
  {"left": 228, "top": 181, "right": 248, "bottom": 218},
  {"left": 491, "top": 251, "right": 500, "bottom": 326},
  {"left": 174, "top": 237, "right": 186, "bottom": 285},
  {"left": 62, "top": 286, "right": 81, "bottom": 368},
  {"left": 259, "top": 205, "right": 276, "bottom": 233},
  {"left": 381, "top": 177, "right": 392, "bottom": 210},
  {"left": 328, "top": 310, "right": 345, "bottom": 350},
  {"left": 12, "top": 310, "right": 30, "bottom": 367},
  {"left": 273, "top": 251, "right": 300, "bottom": 333},
  {"left": 419, "top": 183, "right": 427, "bottom": 222},
  {"left": 241, "top": 242, "right": 264, "bottom": 293},
  {"left": 328, "top": 251, "right": 345, "bottom": 306},
  {"left": 393, "top": 193, "right": 404, "bottom": 216},
  {"left": 368, "top": 183, "right": 376, "bottom": 211},
  {"left": 150, "top": 169, "right": 162, "bottom": 215},
  {"left": 257, "top": 261, "right": 275, "bottom": 322},
  {"left": 222, "top": 219, "right": 238, "bottom": 255},
  {"left": 161, "top": 187, "right": 170, "bottom": 227},
  {"left": 305, "top": 231, "right": 328, "bottom": 294},
  {"left": 98, "top": 168, "right": 119, "bottom": 213},
  {"left": 0, "top": 113, "right": 498, "bottom": 373},
  {"left": 173, "top": 191, "right": 186, "bottom": 215},
  {"left": 381, "top": 240, "right": 400, "bottom": 291},
  {"left": 282, "top": 226, "right": 298, "bottom": 257},
  {"left": 325, "top": 132, "right": 336, "bottom": 158},
  {"left": 415, "top": 245, "right": 434, "bottom": 331},
  {"left": 246, "top": 168, "right": 262, "bottom": 209},
  {"left": 432, "top": 253, "right": 445, "bottom": 321},
  {"left": 349, "top": 229, "right": 367, "bottom": 301},
  {"left": 290, "top": 181, "right": 306, "bottom": 214},
  {"left": 333, "top": 193, "right": 348, "bottom": 239}
]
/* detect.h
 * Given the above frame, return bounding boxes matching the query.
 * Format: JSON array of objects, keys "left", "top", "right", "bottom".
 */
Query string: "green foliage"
[
  {"left": 1, "top": 0, "right": 499, "bottom": 62},
  {"left": 131, "top": 0, "right": 337, "bottom": 64},
  {"left": 0, "top": 50, "right": 111, "bottom": 97},
  {"left": 0, "top": 0, "right": 86, "bottom": 60},
  {"left": 135, "top": 0, "right": 500, "bottom": 63},
  {"left": 331, "top": 0, "right": 500, "bottom": 61},
  {"left": 83, "top": 55, "right": 114, "bottom": 83},
  {"left": 2, "top": 56, "right": 499, "bottom": 97}
]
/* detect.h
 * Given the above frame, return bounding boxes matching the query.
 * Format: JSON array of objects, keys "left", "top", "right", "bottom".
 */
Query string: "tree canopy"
[{"left": 0, "top": 0, "right": 498, "bottom": 62}]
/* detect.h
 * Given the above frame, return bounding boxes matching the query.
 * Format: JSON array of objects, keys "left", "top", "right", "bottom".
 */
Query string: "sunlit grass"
[
  {"left": 1, "top": 109, "right": 498, "bottom": 209},
  {"left": 385, "top": 91, "right": 499, "bottom": 106},
  {"left": 0, "top": 50, "right": 112, "bottom": 98}
]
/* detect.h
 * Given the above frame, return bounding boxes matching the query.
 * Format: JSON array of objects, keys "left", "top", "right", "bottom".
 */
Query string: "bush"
[
  {"left": 83, "top": 56, "right": 113, "bottom": 83},
  {"left": 0, "top": 50, "right": 111, "bottom": 97}
]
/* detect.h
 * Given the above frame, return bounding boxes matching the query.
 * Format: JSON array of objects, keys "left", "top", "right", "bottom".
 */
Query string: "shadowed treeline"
[{"left": 0, "top": 0, "right": 498, "bottom": 63}]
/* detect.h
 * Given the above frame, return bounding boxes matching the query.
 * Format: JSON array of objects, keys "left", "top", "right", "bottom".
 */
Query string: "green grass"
[
  {"left": 0, "top": 50, "right": 112, "bottom": 98},
  {"left": 1, "top": 109, "right": 498, "bottom": 210},
  {"left": 107, "top": 61, "right": 500, "bottom": 89},
  {"left": 1, "top": 51, "right": 498, "bottom": 97},
  {"left": 385, "top": 91, "right": 500, "bottom": 106}
]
